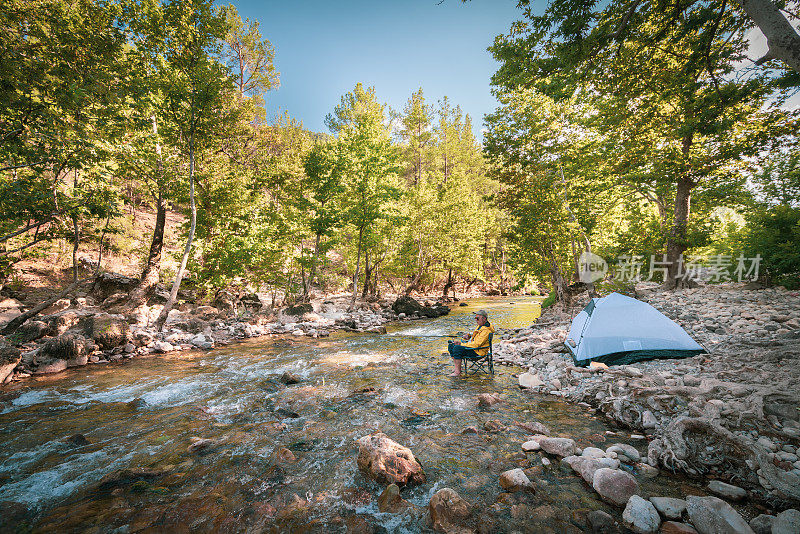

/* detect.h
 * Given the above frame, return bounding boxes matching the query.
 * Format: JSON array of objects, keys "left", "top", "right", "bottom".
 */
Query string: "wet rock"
[
  {"left": 748, "top": 514, "right": 775, "bottom": 534},
  {"left": 772, "top": 509, "right": 800, "bottom": 534},
  {"left": 607, "top": 443, "right": 641, "bottom": 463},
  {"left": 592, "top": 468, "right": 639, "bottom": 506},
  {"left": 521, "top": 440, "right": 541, "bottom": 452},
  {"left": 641, "top": 410, "right": 657, "bottom": 429},
  {"left": 649, "top": 497, "right": 687, "bottom": 520},
  {"left": 622, "top": 495, "right": 660, "bottom": 533},
  {"left": 461, "top": 426, "right": 479, "bottom": 434},
  {"left": 582, "top": 447, "right": 606, "bottom": 459},
  {"left": 539, "top": 437, "right": 576, "bottom": 457},
  {"left": 377, "top": 483, "right": 412, "bottom": 513},
  {"left": 661, "top": 521, "right": 698, "bottom": 534},
  {"left": 707, "top": 480, "right": 746, "bottom": 501},
  {"left": 477, "top": 393, "right": 502, "bottom": 407},
  {"left": 428, "top": 487, "right": 474, "bottom": 534},
  {"left": 587, "top": 510, "right": 620, "bottom": 534},
  {"left": 270, "top": 447, "right": 297, "bottom": 466},
  {"left": 685, "top": 496, "right": 754, "bottom": 534},
  {"left": 518, "top": 372, "right": 544, "bottom": 388},
  {"left": 89, "top": 313, "right": 130, "bottom": 348},
  {"left": 345, "top": 515, "right": 375, "bottom": 534},
  {"left": 14, "top": 320, "right": 50, "bottom": 343},
  {"left": 280, "top": 371, "right": 301, "bottom": 385},
  {"left": 635, "top": 463, "right": 659, "bottom": 478},
  {"left": 68, "top": 434, "right": 90, "bottom": 446},
  {"left": 152, "top": 341, "right": 173, "bottom": 353},
  {"left": 284, "top": 303, "right": 313, "bottom": 316},
  {"left": 515, "top": 421, "right": 551, "bottom": 435},
  {"left": 392, "top": 296, "right": 424, "bottom": 316},
  {"left": 187, "top": 437, "right": 221, "bottom": 453},
  {"left": 498, "top": 468, "right": 535, "bottom": 492},
  {"left": 483, "top": 420, "right": 507, "bottom": 432},
  {"left": 39, "top": 333, "right": 86, "bottom": 361},
  {"left": 356, "top": 432, "right": 425, "bottom": 487},
  {"left": 0, "top": 337, "right": 22, "bottom": 383}
]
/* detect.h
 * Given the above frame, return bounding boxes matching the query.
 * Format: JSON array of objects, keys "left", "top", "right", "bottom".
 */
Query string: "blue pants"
[{"left": 448, "top": 341, "right": 479, "bottom": 360}]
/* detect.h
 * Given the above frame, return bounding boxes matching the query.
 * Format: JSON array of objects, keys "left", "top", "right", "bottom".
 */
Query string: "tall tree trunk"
[
  {"left": 361, "top": 250, "right": 371, "bottom": 299},
  {"left": 72, "top": 215, "right": 80, "bottom": 283},
  {"left": 664, "top": 133, "right": 696, "bottom": 289},
  {"left": 442, "top": 267, "right": 453, "bottom": 299},
  {"left": 738, "top": 0, "right": 800, "bottom": 72},
  {"left": 349, "top": 225, "right": 364, "bottom": 310},
  {"left": 305, "top": 231, "right": 322, "bottom": 299},
  {"left": 129, "top": 195, "right": 166, "bottom": 307},
  {"left": 155, "top": 102, "right": 197, "bottom": 332}
]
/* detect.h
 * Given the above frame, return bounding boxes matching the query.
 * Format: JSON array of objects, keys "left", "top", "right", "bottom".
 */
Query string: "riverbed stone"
[
  {"left": 587, "top": 510, "right": 620, "bottom": 533},
  {"left": 0, "top": 337, "right": 21, "bottom": 383},
  {"left": 661, "top": 521, "right": 698, "bottom": 534},
  {"left": 592, "top": 468, "right": 639, "bottom": 506},
  {"left": 498, "top": 468, "right": 535, "bottom": 492},
  {"left": 518, "top": 372, "right": 544, "bottom": 388},
  {"left": 477, "top": 393, "right": 502, "bottom": 407},
  {"left": 707, "top": 480, "right": 747, "bottom": 501},
  {"left": 582, "top": 447, "right": 606, "bottom": 459},
  {"left": 538, "top": 437, "right": 576, "bottom": 457},
  {"left": 14, "top": 320, "right": 50, "bottom": 343},
  {"left": 89, "top": 313, "right": 130, "bottom": 348},
  {"left": 622, "top": 495, "right": 660, "bottom": 534},
  {"left": 649, "top": 497, "right": 686, "bottom": 520},
  {"left": 483, "top": 419, "right": 507, "bottom": 432},
  {"left": 521, "top": 440, "right": 541, "bottom": 452},
  {"left": 515, "top": 421, "right": 550, "bottom": 435},
  {"left": 377, "top": 484, "right": 412, "bottom": 514},
  {"left": 152, "top": 341, "right": 173, "bottom": 353},
  {"left": 772, "top": 509, "right": 800, "bottom": 534},
  {"left": 428, "top": 488, "right": 474, "bottom": 534},
  {"left": 685, "top": 495, "right": 755, "bottom": 534},
  {"left": 607, "top": 443, "right": 641, "bottom": 463},
  {"left": 748, "top": 514, "right": 775, "bottom": 534},
  {"left": 356, "top": 432, "right": 425, "bottom": 487}
]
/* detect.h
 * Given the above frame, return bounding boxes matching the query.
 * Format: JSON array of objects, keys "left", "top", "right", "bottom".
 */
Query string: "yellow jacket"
[{"left": 463, "top": 324, "right": 495, "bottom": 356}]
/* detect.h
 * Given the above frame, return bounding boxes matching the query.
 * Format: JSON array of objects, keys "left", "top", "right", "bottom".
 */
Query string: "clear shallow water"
[{"left": 0, "top": 298, "right": 697, "bottom": 533}]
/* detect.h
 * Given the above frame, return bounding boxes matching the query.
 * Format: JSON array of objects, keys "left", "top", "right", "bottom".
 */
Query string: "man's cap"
[{"left": 474, "top": 309, "right": 488, "bottom": 318}]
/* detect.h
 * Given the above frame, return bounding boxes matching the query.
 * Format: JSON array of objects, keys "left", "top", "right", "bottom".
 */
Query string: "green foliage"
[
  {"left": 540, "top": 290, "right": 556, "bottom": 309},
  {"left": 742, "top": 207, "right": 800, "bottom": 288}
]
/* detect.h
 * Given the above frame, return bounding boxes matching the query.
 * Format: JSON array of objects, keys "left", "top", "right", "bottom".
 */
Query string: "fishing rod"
[{"left": 390, "top": 333, "right": 464, "bottom": 338}]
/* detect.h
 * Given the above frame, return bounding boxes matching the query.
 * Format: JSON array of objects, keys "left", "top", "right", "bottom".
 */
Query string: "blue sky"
[{"left": 228, "top": 0, "right": 521, "bottom": 138}]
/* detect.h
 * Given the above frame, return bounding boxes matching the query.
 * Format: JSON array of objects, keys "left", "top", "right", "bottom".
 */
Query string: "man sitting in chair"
[{"left": 448, "top": 309, "right": 495, "bottom": 377}]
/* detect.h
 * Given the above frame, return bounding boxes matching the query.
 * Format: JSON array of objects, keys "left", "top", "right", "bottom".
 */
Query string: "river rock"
[
  {"left": 592, "top": 468, "right": 639, "bottom": 506},
  {"left": 91, "top": 272, "right": 138, "bottom": 300},
  {"left": 641, "top": 410, "right": 657, "bottom": 429},
  {"left": 0, "top": 337, "right": 22, "bottom": 383},
  {"left": 356, "top": 432, "right": 425, "bottom": 487},
  {"left": 498, "top": 468, "right": 535, "bottom": 492},
  {"left": 522, "top": 440, "right": 541, "bottom": 452},
  {"left": 649, "top": 497, "right": 687, "bottom": 520},
  {"left": 539, "top": 437, "right": 576, "bottom": 457},
  {"left": 661, "top": 522, "right": 698, "bottom": 534},
  {"left": 280, "top": 371, "right": 301, "bottom": 385},
  {"left": 607, "top": 443, "right": 641, "bottom": 462},
  {"left": 748, "top": 514, "right": 775, "bottom": 534},
  {"left": 377, "top": 483, "right": 411, "bottom": 513},
  {"left": 483, "top": 420, "right": 507, "bottom": 432},
  {"left": 428, "top": 488, "right": 474, "bottom": 534},
  {"left": 587, "top": 510, "right": 620, "bottom": 533},
  {"left": 14, "top": 320, "right": 50, "bottom": 343},
  {"left": 707, "top": 480, "right": 747, "bottom": 501},
  {"left": 89, "top": 313, "right": 130, "bottom": 348},
  {"left": 38, "top": 333, "right": 88, "bottom": 367},
  {"left": 515, "top": 421, "right": 550, "bottom": 435},
  {"left": 685, "top": 495, "right": 754, "bottom": 534},
  {"left": 582, "top": 447, "right": 606, "bottom": 459},
  {"left": 518, "top": 372, "right": 544, "bottom": 388},
  {"left": 622, "top": 495, "right": 660, "bottom": 533},
  {"left": 392, "top": 296, "right": 424, "bottom": 316},
  {"left": 477, "top": 393, "right": 502, "bottom": 407},
  {"left": 152, "top": 341, "right": 173, "bottom": 353},
  {"left": 772, "top": 509, "right": 800, "bottom": 534}
]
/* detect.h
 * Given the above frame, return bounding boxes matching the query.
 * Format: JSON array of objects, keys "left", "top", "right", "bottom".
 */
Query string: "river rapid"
[{"left": 0, "top": 298, "right": 698, "bottom": 533}]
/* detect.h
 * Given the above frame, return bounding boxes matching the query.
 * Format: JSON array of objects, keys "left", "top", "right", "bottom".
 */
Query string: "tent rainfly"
[{"left": 564, "top": 292, "right": 705, "bottom": 367}]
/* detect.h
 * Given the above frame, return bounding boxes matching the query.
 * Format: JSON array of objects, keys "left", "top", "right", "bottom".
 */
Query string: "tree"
[
  {"left": 325, "top": 83, "right": 401, "bottom": 309},
  {"left": 398, "top": 88, "right": 433, "bottom": 185}
]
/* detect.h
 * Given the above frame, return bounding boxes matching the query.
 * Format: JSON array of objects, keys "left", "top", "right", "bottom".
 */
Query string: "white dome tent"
[{"left": 565, "top": 292, "right": 705, "bottom": 367}]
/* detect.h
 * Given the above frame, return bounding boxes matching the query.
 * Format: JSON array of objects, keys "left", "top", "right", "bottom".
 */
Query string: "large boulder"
[
  {"left": 772, "top": 509, "right": 800, "bottom": 534},
  {"left": 392, "top": 296, "right": 424, "bottom": 316},
  {"left": 284, "top": 303, "right": 314, "bottom": 316},
  {"left": 89, "top": 313, "right": 130, "bottom": 349},
  {"left": 13, "top": 320, "right": 51, "bottom": 343},
  {"left": 91, "top": 272, "right": 139, "bottom": 300},
  {"left": 0, "top": 336, "right": 22, "bottom": 383},
  {"left": 649, "top": 497, "right": 687, "bottom": 521},
  {"left": 592, "top": 468, "right": 639, "bottom": 506},
  {"left": 498, "top": 468, "right": 535, "bottom": 492},
  {"left": 239, "top": 293, "right": 262, "bottom": 313},
  {"left": 0, "top": 297, "right": 24, "bottom": 324},
  {"left": 356, "top": 432, "right": 425, "bottom": 487},
  {"left": 623, "top": 495, "right": 660, "bottom": 534},
  {"left": 539, "top": 437, "right": 576, "bottom": 457},
  {"left": 38, "top": 333, "right": 89, "bottom": 367},
  {"left": 685, "top": 496, "right": 754, "bottom": 534},
  {"left": 428, "top": 488, "right": 474, "bottom": 534}
]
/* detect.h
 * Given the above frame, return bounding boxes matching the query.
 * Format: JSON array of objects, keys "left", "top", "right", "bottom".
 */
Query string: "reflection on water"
[{"left": 0, "top": 298, "right": 691, "bottom": 532}]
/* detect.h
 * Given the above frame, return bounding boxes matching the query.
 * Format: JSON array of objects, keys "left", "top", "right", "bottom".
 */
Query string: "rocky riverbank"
[
  {"left": 0, "top": 273, "right": 452, "bottom": 385},
  {"left": 488, "top": 283, "right": 800, "bottom": 531}
]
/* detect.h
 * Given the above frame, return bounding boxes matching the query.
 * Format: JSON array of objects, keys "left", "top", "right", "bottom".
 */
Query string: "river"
[{"left": 0, "top": 297, "right": 698, "bottom": 533}]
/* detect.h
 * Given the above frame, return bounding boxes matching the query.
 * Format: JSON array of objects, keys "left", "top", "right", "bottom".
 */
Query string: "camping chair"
[{"left": 462, "top": 333, "right": 494, "bottom": 376}]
